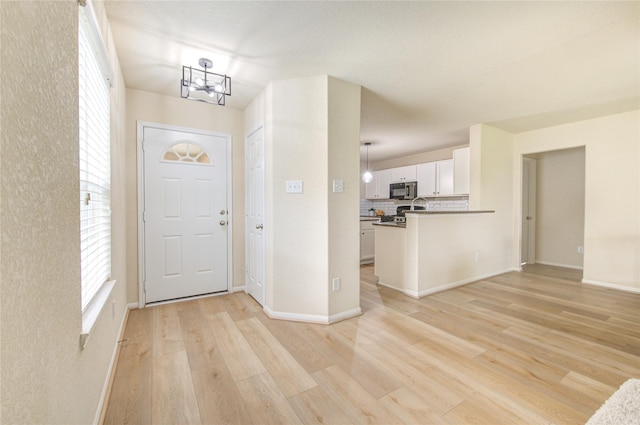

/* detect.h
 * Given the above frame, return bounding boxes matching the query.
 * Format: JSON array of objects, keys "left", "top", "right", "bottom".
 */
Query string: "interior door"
[
  {"left": 143, "top": 125, "right": 229, "bottom": 303},
  {"left": 245, "top": 126, "right": 265, "bottom": 305},
  {"left": 521, "top": 157, "right": 537, "bottom": 265}
]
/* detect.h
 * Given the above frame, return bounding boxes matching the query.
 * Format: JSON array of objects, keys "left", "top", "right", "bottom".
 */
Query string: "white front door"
[
  {"left": 142, "top": 125, "right": 230, "bottom": 303},
  {"left": 245, "top": 126, "right": 265, "bottom": 305}
]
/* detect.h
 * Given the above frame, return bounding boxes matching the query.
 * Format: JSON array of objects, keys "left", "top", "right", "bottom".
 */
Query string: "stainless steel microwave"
[{"left": 390, "top": 181, "right": 417, "bottom": 200}]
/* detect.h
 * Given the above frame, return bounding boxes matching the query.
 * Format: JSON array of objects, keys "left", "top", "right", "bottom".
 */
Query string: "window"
[
  {"left": 162, "top": 142, "right": 211, "bottom": 164},
  {"left": 79, "top": 6, "right": 111, "bottom": 313}
]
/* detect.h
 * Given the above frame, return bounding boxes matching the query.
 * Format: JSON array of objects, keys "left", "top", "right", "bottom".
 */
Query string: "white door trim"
[
  {"left": 520, "top": 156, "right": 537, "bottom": 266},
  {"left": 137, "top": 120, "right": 233, "bottom": 307}
]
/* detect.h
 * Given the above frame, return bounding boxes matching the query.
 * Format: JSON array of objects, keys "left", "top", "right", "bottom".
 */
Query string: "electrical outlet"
[
  {"left": 332, "top": 277, "right": 341, "bottom": 292},
  {"left": 286, "top": 180, "right": 303, "bottom": 194},
  {"left": 333, "top": 179, "right": 344, "bottom": 193},
  {"left": 474, "top": 251, "right": 479, "bottom": 262},
  {"left": 111, "top": 300, "right": 116, "bottom": 319},
  {"left": 577, "top": 246, "right": 584, "bottom": 254}
]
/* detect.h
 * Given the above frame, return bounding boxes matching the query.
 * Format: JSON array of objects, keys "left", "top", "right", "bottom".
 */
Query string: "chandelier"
[{"left": 180, "top": 58, "right": 231, "bottom": 106}]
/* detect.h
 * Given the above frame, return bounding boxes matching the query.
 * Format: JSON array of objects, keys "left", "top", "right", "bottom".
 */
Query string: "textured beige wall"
[
  {"left": 327, "top": 77, "right": 361, "bottom": 317},
  {"left": 534, "top": 148, "right": 585, "bottom": 268},
  {"left": 269, "top": 76, "right": 330, "bottom": 315},
  {"left": 125, "top": 89, "right": 245, "bottom": 303},
  {"left": 514, "top": 110, "right": 640, "bottom": 290},
  {"left": 1, "top": 2, "right": 129, "bottom": 423},
  {"left": 408, "top": 213, "right": 513, "bottom": 295},
  {"left": 468, "top": 124, "right": 516, "bottom": 276},
  {"left": 245, "top": 76, "right": 361, "bottom": 319}
]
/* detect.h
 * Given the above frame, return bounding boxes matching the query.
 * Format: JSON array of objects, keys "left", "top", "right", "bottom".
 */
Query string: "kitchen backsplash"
[{"left": 360, "top": 197, "right": 469, "bottom": 216}]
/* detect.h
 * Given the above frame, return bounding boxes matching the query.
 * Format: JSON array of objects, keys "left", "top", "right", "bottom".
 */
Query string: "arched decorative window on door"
[{"left": 162, "top": 142, "right": 211, "bottom": 165}]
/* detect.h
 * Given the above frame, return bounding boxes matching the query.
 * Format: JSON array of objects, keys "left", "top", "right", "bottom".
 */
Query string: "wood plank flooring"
[{"left": 103, "top": 265, "right": 640, "bottom": 424}]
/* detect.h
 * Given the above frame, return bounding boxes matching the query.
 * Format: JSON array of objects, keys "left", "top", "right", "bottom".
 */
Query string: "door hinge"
[{"left": 143, "top": 211, "right": 147, "bottom": 222}]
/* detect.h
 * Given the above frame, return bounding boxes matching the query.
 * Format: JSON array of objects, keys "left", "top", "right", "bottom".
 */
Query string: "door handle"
[
  {"left": 526, "top": 216, "right": 532, "bottom": 220},
  {"left": 219, "top": 220, "right": 227, "bottom": 226},
  {"left": 256, "top": 224, "right": 263, "bottom": 230}
]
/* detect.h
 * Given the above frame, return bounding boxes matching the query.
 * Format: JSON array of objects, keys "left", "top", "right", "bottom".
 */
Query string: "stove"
[{"left": 394, "top": 205, "right": 425, "bottom": 223}]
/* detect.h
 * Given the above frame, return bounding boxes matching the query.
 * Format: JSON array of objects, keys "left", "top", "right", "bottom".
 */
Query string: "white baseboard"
[
  {"left": 376, "top": 280, "right": 404, "bottom": 292},
  {"left": 263, "top": 306, "right": 362, "bottom": 324},
  {"left": 93, "top": 302, "right": 135, "bottom": 425},
  {"left": 535, "top": 260, "right": 584, "bottom": 270},
  {"left": 380, "top": 269, "right": 513, "bottom": 299},
  {"left": 414, "top": 269, "right": 514, "bottom": 298},
  {"left": 328, "top": 307, "right": 362, "bottom": 323},
  {"left": 581, "top": 279, "right": 640, "bottom": 294},
  {"left": 231, "top": 285, "right": 246, "bottom": 293}
]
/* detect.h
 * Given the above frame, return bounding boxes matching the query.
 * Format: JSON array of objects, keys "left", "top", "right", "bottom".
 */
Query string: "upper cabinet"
[
  {"left": 365, "top": 147, "right": 470, "bottom": 199},
  {"left": 391, "top": 165, "right": 417, "bottom": 183},
  {"left": 365, "top": 169, "right": 391, "bottom": 199},
  {"left": 417, "top": 159, "right": 453, "bottom": 196},
  {"left": 453, "top": 147, "right": 470, "bottom": 195}
]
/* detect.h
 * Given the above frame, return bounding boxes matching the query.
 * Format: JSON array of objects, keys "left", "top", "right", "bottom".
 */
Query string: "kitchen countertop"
[
  {"left": 405, "top": 210, "right": 495, "bottom": 215},
  {"left": 360, "top": 216, "right": 381, "bottom": 221},
  {"left": 372, "top": 210, "right": 494, "bottom": 229},
  {"left": 373, "top": 221, "right": 406, "bottom": 228}
]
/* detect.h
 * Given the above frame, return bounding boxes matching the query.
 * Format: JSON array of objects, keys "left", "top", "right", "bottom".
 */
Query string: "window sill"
[{"left": 80, "top": 279, "right": 116, "bottom": 350}]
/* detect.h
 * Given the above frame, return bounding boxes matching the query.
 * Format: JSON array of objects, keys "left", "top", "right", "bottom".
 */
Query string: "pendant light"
[{"left": 362, "top": 142, "right": 373, "bottom": 183}]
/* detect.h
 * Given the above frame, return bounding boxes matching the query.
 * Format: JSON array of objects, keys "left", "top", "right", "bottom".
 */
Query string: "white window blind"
[{"left": 79, "top": 8, "right": 111, "bottom": 312}]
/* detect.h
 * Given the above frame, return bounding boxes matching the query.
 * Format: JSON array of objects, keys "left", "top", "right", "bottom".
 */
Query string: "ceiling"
[{"left": 103, "top": 1, "right": 639, "bottom": 162}]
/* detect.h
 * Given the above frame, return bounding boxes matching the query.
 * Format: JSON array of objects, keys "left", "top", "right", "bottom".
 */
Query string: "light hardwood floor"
[{"left": 103, "top": 265, "right": 640, "bottom": 424}]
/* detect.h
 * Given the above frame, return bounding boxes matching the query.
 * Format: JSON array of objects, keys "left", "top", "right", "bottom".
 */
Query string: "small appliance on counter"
[{"left": 394, "top": 204, "right": 425, "bottom": 224}]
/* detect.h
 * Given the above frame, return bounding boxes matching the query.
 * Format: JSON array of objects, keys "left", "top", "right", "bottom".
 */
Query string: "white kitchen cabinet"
[
  {"left": 360, "top": 220, "right": 375, "bottom": 264},
  {"left": 417, "top": 162, "right": 436, "bottom": 196},
  {"left": 416, "top": 159, "right": 454, "bottom": 196},
  {"left": 453, "top": 147, "right": 470, "bottom": 195},
  {"left": 365, "top": 169, "right": 391, "bottom": 199},
  {"left": 438, "top": 160, "right": 454, "bottom": 195},
  {"left": 391, "top": 165, "right": 417, "bottom": 183}
]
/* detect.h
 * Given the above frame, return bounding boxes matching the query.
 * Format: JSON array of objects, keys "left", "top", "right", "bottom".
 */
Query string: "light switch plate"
[
  {"left": 333, "top": 179, "right": 344, "bottom": 193},
  {"left": 286, "top": 180, "right": 303, "bottom": 194}
]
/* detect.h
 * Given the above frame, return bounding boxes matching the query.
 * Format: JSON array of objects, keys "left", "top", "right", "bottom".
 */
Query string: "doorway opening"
[{"left": 520, "top": 147, "right": 585, "bottom": 277}]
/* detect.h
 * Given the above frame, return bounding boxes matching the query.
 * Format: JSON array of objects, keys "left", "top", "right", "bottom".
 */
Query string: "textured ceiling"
[{"left": 103, "top": 1, "right": 639, "bottom": 162}]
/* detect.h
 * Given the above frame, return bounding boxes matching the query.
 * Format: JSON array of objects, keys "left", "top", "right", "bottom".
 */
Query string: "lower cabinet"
[{"left": 360, "top": 220, "right": 375, "bottom": 264}]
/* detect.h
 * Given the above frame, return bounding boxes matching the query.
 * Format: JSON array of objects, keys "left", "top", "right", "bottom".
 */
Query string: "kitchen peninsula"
[{"left": 374, "top": 210, "right": 501, "bottom": 298}]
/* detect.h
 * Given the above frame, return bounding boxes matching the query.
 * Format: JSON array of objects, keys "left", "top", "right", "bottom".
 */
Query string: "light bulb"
[
  {"left": 208, "top": 91, "right": 215, "bottom": 98},
  {"left": 213, "top": 83, "right": 224, "bottom": 93},
  {"left": 362, "top": 171, "right": 373, "bottom": 183},
  {"left": 195, "top": 78, "right": 204, "bottom": 86}
]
